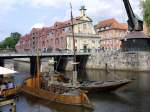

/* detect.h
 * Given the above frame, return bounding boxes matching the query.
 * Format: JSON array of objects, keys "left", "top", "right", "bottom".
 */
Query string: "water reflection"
[
  {"left": 17, "top": 94, "right": 92, "bottom": 112},
  {"left": 2, "top": 60, "right": 150, "bottom": 112}
]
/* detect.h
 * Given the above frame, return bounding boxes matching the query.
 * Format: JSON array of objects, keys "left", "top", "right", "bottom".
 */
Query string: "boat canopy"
[{"left": 0, "top": 66, "right": 17, "bottom": 76}]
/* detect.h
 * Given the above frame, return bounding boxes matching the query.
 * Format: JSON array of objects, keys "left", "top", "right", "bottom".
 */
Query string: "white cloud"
[
  {"left": 0, "top": 0, "right": 142, "bottom": 23},
  {"left": 82, "top": 0, "right": 142, "bottom": 23},
  {"left": 31, "top": 23, "right": 45, "bottom": 29},
  {"left": 0, "top": 0, "right": 142, "bottom": 41},
  {"left": 22, "top": 0, "right": 67, "bottom": 8},
  {"left": 35, "top": 0, "right": 142, "bottom": 24}
]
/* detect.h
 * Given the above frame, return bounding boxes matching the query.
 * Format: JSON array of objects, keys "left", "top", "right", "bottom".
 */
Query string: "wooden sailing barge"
[
  {"left": 21, "top": 57, "right": 93, "bottom": 108},
  {"left": 21, "top": 3, "right": 93, "bottom": 109},
  {"left": 21, "top": 75, "right": 93, "bottom": 108}
]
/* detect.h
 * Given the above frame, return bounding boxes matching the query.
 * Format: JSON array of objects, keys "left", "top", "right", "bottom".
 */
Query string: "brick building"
[
  {"left": 16, "top": 6, "right": 100, "bottom": 52},
  {"left": 96, "top": 18, "right": 128, "bottom": 50},
  {"left": 16, "top": 27, "right": 50, "bottom": 52}
]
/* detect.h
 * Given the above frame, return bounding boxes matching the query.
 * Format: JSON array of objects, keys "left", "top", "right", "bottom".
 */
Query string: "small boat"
[
  {"left": 0, "top": 72, "right": 18, "bottom": 99},
  {"left": 0, "top": 67, "right": 18, "bottom": 112},
  {"left": 80, "top": 79, "right": 132, "bottom": 93},
  {"left": 47, "top": 72, "right": 132, "bottom": 93}
]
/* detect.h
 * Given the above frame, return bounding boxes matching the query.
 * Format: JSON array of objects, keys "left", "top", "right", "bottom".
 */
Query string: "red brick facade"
[
  {"left": 16, "top": 5, "right": 101, "bottom": 53},
  {"left": 16, "top": 28, "right": 50, "bottom": 52},
  {"left": 16, "top": 17, "right": 88, "bottom": 52},
  {"left": 96, "top": 18, "right": 128, "bottom": 50}
]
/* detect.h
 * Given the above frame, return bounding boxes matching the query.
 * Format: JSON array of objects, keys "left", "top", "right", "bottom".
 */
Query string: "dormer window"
[
  {"left": 106, "top": 26, "right": 109, "bottom": 29},
  {"left": 101, "top": 28, "right": 104, "bottom": 31}
]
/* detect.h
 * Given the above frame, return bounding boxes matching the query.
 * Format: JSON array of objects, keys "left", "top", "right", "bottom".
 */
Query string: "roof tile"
[{"left": 96, "top": 18, "right": 128, "bottom": 30}]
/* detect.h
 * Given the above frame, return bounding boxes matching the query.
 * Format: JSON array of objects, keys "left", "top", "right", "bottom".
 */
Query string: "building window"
[
  {"left": 83, "top": 23, "right": 87, "bottom": 29},
  {"left": 99, "top": 40, "right": 101, "bottom": 44},
  {"left": 56, "top": 38, "right": 59, "bottom": 45},
  {"left": 61, "top": 37, "right": 64, "bottom": 43},
  {"left": 101, "top": 28, "right": 104, "bottom": 31},
  {"left": 69, "top": 27, "right": 71, "bottom": 32},
  {"left": 78, "top": 26, "right": 81, "bottom": 33},
  {"left": 43, "top": 41, "right": 45, "bottom": 46},
  {"left": 75, "top": 39, "right": 77, "bottom": 43},
  {"left": 92, "top": 40, "right": 95, "bottom": 44},
  {"left": 106, "top": 26, "right": 110, "bottom": 29},
  {"left": 75, "top": 46, "right": 77, "bottom": 51}
]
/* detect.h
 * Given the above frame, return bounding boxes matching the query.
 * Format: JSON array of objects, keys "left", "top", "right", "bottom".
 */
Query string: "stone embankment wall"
[
  {"left": 14, "top": 58, "right": 30, "bottom": 63},
  {"left": 13, "top": 51, "right": 150, "bottom": 72},
  {"left": 86, "top": 50, "right": 150, "bottom": 72}
]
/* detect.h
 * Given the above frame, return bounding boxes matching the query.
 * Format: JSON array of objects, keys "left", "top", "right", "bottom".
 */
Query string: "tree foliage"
[
  {"left": 142, "top": 0, "right": 150, "bottom": 32},
  {"left": 0, "top": 32, "right": 21, "bottom": 49}
]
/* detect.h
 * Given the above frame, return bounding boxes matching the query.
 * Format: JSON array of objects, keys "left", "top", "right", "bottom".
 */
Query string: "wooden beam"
[{"left": 0, "top": 99, "right": 15, "bottom": 107}]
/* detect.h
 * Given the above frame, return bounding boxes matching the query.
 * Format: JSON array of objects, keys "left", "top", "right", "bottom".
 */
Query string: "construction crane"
[{"left": 122, "top": 0, "right": 143, "bottom": 31}]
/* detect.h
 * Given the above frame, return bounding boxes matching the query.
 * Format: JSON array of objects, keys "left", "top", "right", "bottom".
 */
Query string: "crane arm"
[{"left": 123, "top": 0, "right": 143, "bottom": 31}]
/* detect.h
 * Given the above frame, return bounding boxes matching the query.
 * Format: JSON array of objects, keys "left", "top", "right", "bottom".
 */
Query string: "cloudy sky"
[{"left": 0, "top": 0, "right": 142, "bottom": 41}]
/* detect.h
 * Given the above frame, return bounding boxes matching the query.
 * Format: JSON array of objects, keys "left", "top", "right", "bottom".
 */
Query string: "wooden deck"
[{"left": 0, "top": 99, "right": 15, "bottom": 107}]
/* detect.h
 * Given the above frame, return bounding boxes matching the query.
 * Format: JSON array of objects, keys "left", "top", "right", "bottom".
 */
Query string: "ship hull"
[
  {"left": 21, "top": 78, "right": 93, "bottom": 109},
  {"left": 80, "top": 80, "right": 132, "bottom": 93}
]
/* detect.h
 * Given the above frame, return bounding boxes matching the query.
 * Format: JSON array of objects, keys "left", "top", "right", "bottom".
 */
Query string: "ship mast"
[
  {"left": 70, "top": 3, "right": 77, "bottom": 87},
  {"left": 36, "top": 49, "right": 40, "bottom": 89}
]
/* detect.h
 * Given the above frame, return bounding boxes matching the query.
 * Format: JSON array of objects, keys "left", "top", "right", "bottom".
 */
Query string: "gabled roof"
[
  {"left": 96, "top": 18, "right": 128, "bottom": 30},
  {"left": 52, "top": 16, "right": 91, "bottom": 29}
]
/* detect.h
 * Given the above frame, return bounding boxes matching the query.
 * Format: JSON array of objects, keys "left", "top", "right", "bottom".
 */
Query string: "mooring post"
[
  {"left": 54, "top": 56, "right": 58, "bottom": 71},
  {"left": 30, "top": 56, "right": 41, "bottom": 76},
  {"left": 0, "top": 58, "right": 4, "bottom": 67}
]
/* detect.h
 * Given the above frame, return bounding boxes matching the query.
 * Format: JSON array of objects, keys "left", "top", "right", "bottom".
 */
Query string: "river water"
[{"left": 1, "top": 60, "right": 150, "bottom": 112}]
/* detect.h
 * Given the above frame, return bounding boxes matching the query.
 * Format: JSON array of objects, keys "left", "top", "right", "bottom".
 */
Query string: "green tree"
[
  {"left": 3, "top": 37, "right": 15, "bottom": 48},
  {"left": 0, "top": 32, "right": 21, "bottom": 49},
  {"left": 11, "top": 32, "right": 21, "bottom": 44},
  {"left": 0, "top": 42, "right": 4, "bottom": 49},
  {"left": 142, "top": 0, "right": 150, "bottom": 32}
]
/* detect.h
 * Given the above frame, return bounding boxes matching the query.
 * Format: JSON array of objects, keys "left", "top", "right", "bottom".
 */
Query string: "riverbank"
[
  {"left": 13, "top": 51, "right": 150, "bottom": 72},
  {"left": 14, "top": 58, "right": 30, "bottom": 63},
  {"left": 86, "top": 51, "right": 150, "bottom": 72}
]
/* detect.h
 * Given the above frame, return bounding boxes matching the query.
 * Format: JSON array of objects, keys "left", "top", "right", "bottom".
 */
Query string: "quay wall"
[
  {"left": 13, "top": 51, "right": 150, "bottom": 72},
  {"left": 14, "top": 58, "right": 30, "bottom": 63},
  {"left": 13, "top": 57, "right": 73, "bottom": 72},
  {"left": 86, "top": 51, "right": 150, "bottom": 72}
]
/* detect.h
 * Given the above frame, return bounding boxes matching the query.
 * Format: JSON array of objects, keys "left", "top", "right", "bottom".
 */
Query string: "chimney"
[{"left": 80, "top": 6, "right": 86, "bottom": 17}]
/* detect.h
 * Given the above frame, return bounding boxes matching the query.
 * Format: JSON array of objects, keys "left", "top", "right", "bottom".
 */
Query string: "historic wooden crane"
[
  {"left": 123, "top": 0, "right": 143, "bottom": 31},
  {"left": 121, "top": 0, "right": 150, "bottom": 52}
]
